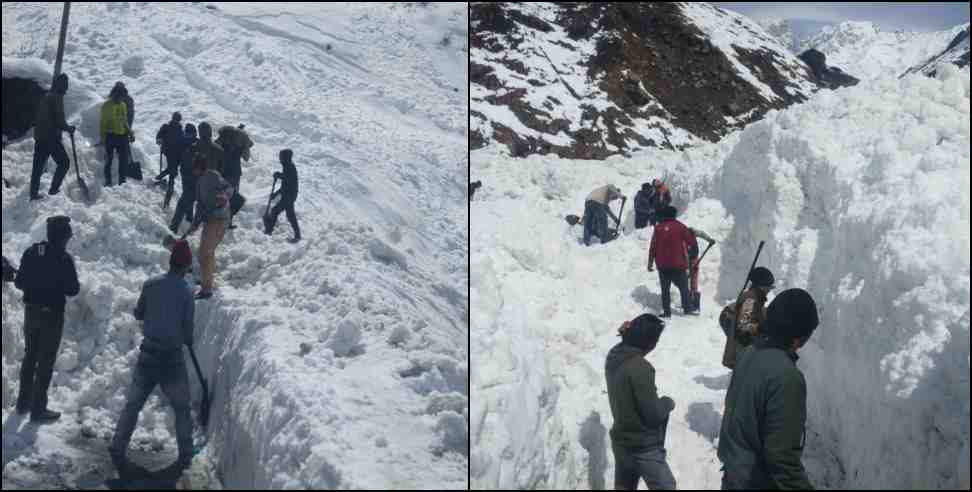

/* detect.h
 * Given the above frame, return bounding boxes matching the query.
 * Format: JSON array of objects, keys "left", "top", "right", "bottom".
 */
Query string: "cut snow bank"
[{"left": 718, "top": 64, "right": 970, "bottom": 489}]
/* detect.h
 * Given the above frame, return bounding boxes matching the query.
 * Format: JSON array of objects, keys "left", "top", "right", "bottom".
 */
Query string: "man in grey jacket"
[
  {"left": 110, "top": 240, "right": 196, "bottom": 480},
  {"left": 184, "top": 122, "right": 231, "bottom": 300},
  {"left": 583, "top": 184, "right": 625, "bottom": 246},
  {"left": 606, "top": 314, "right": 677, "bottom": 490}
]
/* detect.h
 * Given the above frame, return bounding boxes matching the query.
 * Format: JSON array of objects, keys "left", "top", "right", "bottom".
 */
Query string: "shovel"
[
  {"left": 186, "top": 345, "right": 211, "bottom": 429},
  {"left": 69, "top": 132, "right": 91, "bottom": 202},
  {"left": 262, "top": 175, "right": 279, "bottom": 234}
]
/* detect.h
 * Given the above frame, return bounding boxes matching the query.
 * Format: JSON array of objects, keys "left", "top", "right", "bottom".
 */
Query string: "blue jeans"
[
  {"left": 110, "top": 349, "right": 193, "bottom": 466},
  {"left": 612, "top": 445, "right": 677, "bottom": 490}
]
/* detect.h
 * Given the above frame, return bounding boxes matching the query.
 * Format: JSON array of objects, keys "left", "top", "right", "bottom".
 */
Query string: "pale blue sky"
[{"left": 714, "top": 2, "right": 970, "bottom": 32}]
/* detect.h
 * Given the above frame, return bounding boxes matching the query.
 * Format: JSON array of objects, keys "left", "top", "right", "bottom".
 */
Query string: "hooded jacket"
[
  {"left": 718, "top": 340, "right": 812, "bottom": 489},
  {"left": 605, "top": 343, "right": 674, "bottom": 449},
  {"left": 14, "top": 242, "right": 80, "bottom": 312},
  {"left": 648, "top": 217, "right": 695, "bottom": 270}
]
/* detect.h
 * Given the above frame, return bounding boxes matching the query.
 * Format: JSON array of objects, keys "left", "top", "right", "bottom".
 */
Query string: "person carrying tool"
[
  {"left": 215, "top": 125, "right": 252, "bottom": 230},
  {"left": 30, "top": 73, "right": 75, "bottom": 201},
  {"left": 155, "top": 112, "right": 187, "bottom": 208},
  {"left": 647, "top": 206, "right": 697, "bottom": 318},
  {"left": 184, "top": 123, "right": 230, "bottom": 300},
  {"left": 264, "top": 149, "right": 301, "bottom": 243},
  {"left": 606, "top": 314, "right": 677, "bottom": 490},
  {"left": 719, "top": 267, "right": 775, "bottom": 369},
  {"left": 687, "top": 227, "right": 717, "bottom": 311},
  {"left": 583, "top": 184, "right": 625, "bottom": 246},
  {"left": 168, "top": 124, "right": 199, "bottom": 234},
  {"left": 110, "top": 240, "right": 195, "bottom": 480},
  {"left": 100, "top": 83, "right": 132, "bottom": 187},
  {"left": 13, "top": 216, "right": 80, "bottom": 423}
]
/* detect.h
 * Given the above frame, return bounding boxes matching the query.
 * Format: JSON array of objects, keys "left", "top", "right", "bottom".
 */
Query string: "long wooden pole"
[{"left": 53, "top": 2, "right": 71, "bottom": 82}]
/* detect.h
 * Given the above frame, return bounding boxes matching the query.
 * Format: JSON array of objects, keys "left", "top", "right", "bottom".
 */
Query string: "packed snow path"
[
  {"left": 471, "top": 65, "right": 970, "bottom": 489},
  {"left": 3, "top": 2, "right": 468, "bottom": 490}
]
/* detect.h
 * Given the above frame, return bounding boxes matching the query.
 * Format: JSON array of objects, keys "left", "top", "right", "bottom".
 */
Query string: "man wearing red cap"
[{"left": 110, "top": 240, "right": 196, "bottom": 480}]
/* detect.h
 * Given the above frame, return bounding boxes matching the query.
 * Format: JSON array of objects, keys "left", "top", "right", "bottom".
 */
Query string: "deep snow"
[
  {"left": 471, "top": 64, "right": 970, "bottom": 489},
  {"left": 3, "top": 2, "right": 468, "bottom": 490}
]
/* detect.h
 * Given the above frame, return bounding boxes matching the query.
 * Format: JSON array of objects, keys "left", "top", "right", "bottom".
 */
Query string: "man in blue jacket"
[
  {"left": 14, "top": 216, "right": 80, "bottom": 423},
  {"left": 110, "top": 240, "right": 196, "bottom": 479}
]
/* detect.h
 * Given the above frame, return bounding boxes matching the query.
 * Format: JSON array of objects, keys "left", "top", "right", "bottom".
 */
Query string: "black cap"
[
  {"left": 622, "top": 314, "right": 665, "bottom": 351},
  {"left": 765, "top": 288, "right": 819, "bottom": 342},
  {"left": 172, "top": 111, "right": 182, "bottom": 122},
  {"left": 46, "top": 216, "right": 73, "bottom": 243},
  {"left": 749, "top": 267, "right": 775, "bottom": 288}
]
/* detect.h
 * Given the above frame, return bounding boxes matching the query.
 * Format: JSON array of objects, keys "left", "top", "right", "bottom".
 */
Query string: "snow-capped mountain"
[
  {"left": 904, "top": 26, "right": 970, "bottom": 77},
  {"left": 755, "top": 18, "right": 835, "bottom": 54},
  {"left": 803, "top": 21, "right": 970, "bottom": 80},
  {"left": 471, "top": 2, "right": 823, "bottom": 160}
]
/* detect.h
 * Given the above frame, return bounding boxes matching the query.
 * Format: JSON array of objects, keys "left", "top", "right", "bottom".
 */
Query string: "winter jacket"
[
  {"left": 178, "top": 135, "right": 200, "bottom": 178},
  {"left": 156, "top": 122, "right": 186, "bottom": 155},
  {"left": 736, "top": 287, "right": 768, "bottom": 345},
  {"left": 275, "top": 160, "right": 299, "bottom": 200},
  {"left": 221, "top": 145, "right": 243, "bottom": 181},
  {"left": 100, "top": 99, "right": 130, "bottom": 141},
  {"left": 587, "top": 184, "right": 623, "bottom": 205},
  {"left": 634, "top": 188, "right": 656, "bottom": 217},
  {"left": 134, "top": 272, "right": 195, "bottom": 352},
  {"left": 33, "top": 92, "right": 70, "bottom": 142},
  {"left": 14, "top": 242, "right": 80, "bottom": 313},
  {"left": 648, "top": 218, "right": 695, "bottom": 271},
  {"left": 605, "top": 343, "right": 674, "bottom": 450},
  {"left": 193, "top": 170, "right": 234, "bottom": 226},
  {"left": 718, "top": 340, "right": 813, "bottom": 490}
]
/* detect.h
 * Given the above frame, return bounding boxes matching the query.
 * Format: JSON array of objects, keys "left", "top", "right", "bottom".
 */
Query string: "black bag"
[
  {"left": 230, "top": 193, "right": 246, "bottom": 215},
  {"left": 128, "top": 160, "right": 143, "bottom": 181}
]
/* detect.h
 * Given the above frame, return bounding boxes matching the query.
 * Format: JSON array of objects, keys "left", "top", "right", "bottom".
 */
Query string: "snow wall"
[{"left": 717, "top": 64, "right": 970, "bottom": 489}]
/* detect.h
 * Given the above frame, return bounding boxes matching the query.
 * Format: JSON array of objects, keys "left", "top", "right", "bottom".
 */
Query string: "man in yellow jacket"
[{"left": 100, "top": 84, "right": 132, "bottom": 186}]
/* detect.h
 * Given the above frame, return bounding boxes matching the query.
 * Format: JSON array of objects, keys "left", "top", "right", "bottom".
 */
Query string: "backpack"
[{"left": 218, "top": 126, "right": 253, "bottom": 161}]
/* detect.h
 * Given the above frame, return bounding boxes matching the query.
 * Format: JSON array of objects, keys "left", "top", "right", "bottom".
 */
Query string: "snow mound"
[{"left": 718, "top": 63, "right": 970, "bottom": 489}]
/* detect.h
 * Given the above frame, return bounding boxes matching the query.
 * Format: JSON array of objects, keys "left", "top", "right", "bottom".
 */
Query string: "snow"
[
  {"left": 4, "top": 2, "right": 467, "bottom": 490},
  {"left": 471, "top": 51, "right": 969, "bottom": 490},
  {"left": 804, "top": 21, "right": 970, "bottom": 80}
]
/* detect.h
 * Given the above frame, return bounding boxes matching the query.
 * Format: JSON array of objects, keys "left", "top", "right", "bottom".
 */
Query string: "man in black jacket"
[
  {"left": 155, "top": 112, "right": 186, "bottom": 209},
  {"left": 606, "top": 314, "right": 677, "bottom": 490},
  {"left": 264, "top": 149, "right": 301, "bottom": 243},
  {"left": 13, "top": 216, "right": 80, "bottom": 423}
]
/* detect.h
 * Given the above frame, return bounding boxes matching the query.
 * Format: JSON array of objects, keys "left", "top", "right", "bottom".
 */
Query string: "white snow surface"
[
  {"left": 3, "top": 2, "right": 467, "bottom": 490},
  {"left": 804, "top": 21, "right": 970, "bottom": 81},
  {"left": 471, "top": 60, "right": 970, "bottom": 490}
]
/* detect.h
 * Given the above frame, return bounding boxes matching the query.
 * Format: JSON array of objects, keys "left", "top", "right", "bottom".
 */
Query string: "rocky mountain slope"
[
  {"left": 903, "top": 25, "right": 970, "bottom": 77},
  {"left": 471, "top": 2, "right": 822, "bottom": 159}
]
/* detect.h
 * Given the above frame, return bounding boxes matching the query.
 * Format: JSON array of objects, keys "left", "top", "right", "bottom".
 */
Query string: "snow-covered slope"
[
  {"left": 904, "top": 26, "right": 971, "bottom": 77},
  {"left": 803, "top": 21, "right": 970, "bottom": 80},
  {"left": 471, "top": 58, "right": 970, "bottom": 490},
  {"left": 3, "top": 2, "right": 467, "bottom": 490},
  {"left": 471, "top": 2, "right": 819, "bottom": 159}
]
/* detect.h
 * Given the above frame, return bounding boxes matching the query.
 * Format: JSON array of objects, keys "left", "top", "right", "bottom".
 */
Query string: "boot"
[
  {"left": 287, "top": 236, "right": 301, "bottom": 244},
  {"left": 31, "top": 408, "right": 61, "bottom": 424}
]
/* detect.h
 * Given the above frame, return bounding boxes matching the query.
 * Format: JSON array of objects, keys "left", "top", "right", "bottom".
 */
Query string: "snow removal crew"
[
  {"left": 606, "top": 314, "right": 677, "bottom": 491},
  {"left": 100, "top": 83, "right": 133, "bottom": 187},
  {"left": 169, "top": 123, "right": 199, "bottom": 234},
  {"left": 647, "top": 206, "right": 698, "bottom": 318},
  {"left": 264, "top": 148, "right": 302, "bottom": 243},
  {"left": 583, "top": 184, "right": 625, "bottom": 246},
  {"left": 184, "top": 122, "right": 230, "bottom": 300},
  {"left": 155, "top": 112, "right": 187, "bottom": 209},
  {"left": 634, "top": 182, "right": 655, "bottom": 229},
  {"left": 718, "top": 288, "right": 820, "bottom": 490},
  {"left": 13, "top": 216, "right": 80, "bottom": 423},
  {"left": 215, "top": 124, "right": 253, "bottom": 230},
  {"left": 687, "top": 227, "right": 716, "bottom": 311},
  {"left": 29, "top": 73, "right": 75, "bottom": 201},
  {"left": 111, "top": 240, "right": 195, "bottom": 480},
  {"left": 720, "top": 266, "right": 775, "bottom": 369}
]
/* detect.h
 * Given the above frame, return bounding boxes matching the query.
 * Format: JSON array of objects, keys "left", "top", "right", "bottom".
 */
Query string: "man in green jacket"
[
  {"left": 606, "top": 314, "right": 677, "bottom": 490},
  {"left": 718, "top": 288, "right": 820, "bottom": 490}
]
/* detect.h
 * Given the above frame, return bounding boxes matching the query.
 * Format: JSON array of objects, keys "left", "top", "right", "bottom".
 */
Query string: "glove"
[
  {"left": 128, "top": 133, "right": 136, "bottom": 143},
  {"left": 67, "top": 125, "right": 76, "bottom": 134},
  {"left": 647, "top": 265, "right": 654, "bottom": 273},
  {"left": 661, "top": 396, "right": 676, "bottom": 412}
]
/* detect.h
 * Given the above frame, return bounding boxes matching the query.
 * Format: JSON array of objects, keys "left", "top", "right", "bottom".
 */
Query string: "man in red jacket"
[{"left": 647, "top": 206, "right": 698, "bottom": 318}]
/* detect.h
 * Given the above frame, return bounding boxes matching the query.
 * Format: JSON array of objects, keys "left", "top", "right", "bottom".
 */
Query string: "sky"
[{"left": 714, "top": 2, "right": 970, "bottom": 32}]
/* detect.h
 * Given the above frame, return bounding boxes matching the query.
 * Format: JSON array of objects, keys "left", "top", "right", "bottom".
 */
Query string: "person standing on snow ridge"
[
  {"left": 718, "top": 288, "right": 819, "bottom": 490},
  {"left": 648, "top": 179, "right": 672, "bottom": 227},
  {"left": 29, "top": 73, "right": 76, "bottom": 201},
  {"left": 110, "top": 240, "right": 195, "bottom": 480},
  {"left": 264, "top": 149, "right": 302, "bottom": 243},
  {"left": 687, "top": 227, "right": 717, "bottom": 311},
  {"left": 606, "top": 314, "right": 678, "bottom": 491},
  {"left": 583, "top": 184, "right": 625, "bottom": 246},
  {"left": 214, "top": 125, "right": 252, "bottom": 230},
  {"left": 169, "top": 124, "right": 199, "bottom": 234},
  {"left": 634, "top": 182, "right": 657, "bottom": 230},
  {"left": 13, "top": 216, "right": 80, "bottom": 423},
  {"left": 720, "top": 266, "right": 775, "bottom": 369},
  {"left": 647, "top": 206, "right": 697, "bottom": 318},
  {"left": 113, "top": 82, "right": 135, "bottom": 130},
  {"left": 155, "top": 112, "right": 187, "bottom": 209},
  {"left": 184, "top": 122, "right": 230, "bottom": 300},
  {"left": 100, "top": 83, "right": 132, "bottom": 187}
]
